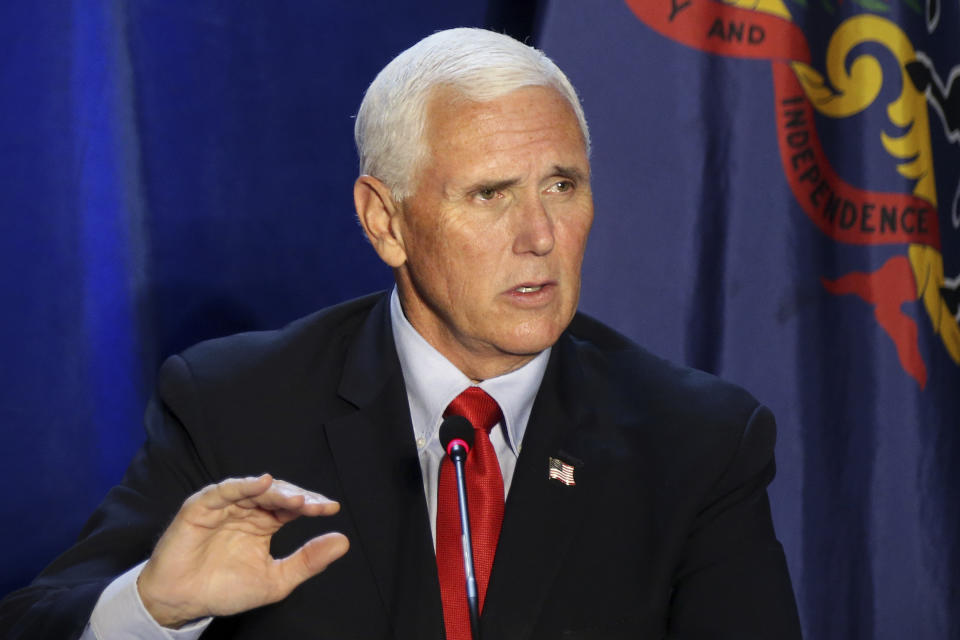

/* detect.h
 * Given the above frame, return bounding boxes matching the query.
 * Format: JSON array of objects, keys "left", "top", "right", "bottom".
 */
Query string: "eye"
[
  {"left": 475, "top": 187, "right": 499, "bottom": 201},
  {"left": 548, "top": 180, "right": 574, "bottom": 193}
]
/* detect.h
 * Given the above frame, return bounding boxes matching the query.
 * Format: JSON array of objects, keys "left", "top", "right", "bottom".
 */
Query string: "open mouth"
[{"left": 514, "top": 285, "right": 543, "bottom": 293}]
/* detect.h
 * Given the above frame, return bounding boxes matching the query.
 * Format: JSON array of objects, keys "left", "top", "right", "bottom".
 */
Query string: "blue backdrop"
[
  {"left": 0, "top": 0, "right": 481, "bottom": 596},
  {"left": 3, "top": 1, "right": 959, "bottom": 638}
]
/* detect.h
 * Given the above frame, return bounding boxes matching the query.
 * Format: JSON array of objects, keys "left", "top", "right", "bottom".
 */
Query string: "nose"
[{"left": 512, "top": 195, "right": 555, "bottom": 256}]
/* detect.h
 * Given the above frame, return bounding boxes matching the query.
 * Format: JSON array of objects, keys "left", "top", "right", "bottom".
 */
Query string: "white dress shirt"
[
  {"left": 83, "top": 288, "right": 549, "bottom": 638},
  {"left": 389, "top": 287, "right": 551, "bottom": 545}
]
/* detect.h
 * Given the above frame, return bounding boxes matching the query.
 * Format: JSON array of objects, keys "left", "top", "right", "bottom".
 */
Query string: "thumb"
[{"left": 276, "top": 532, "right": 350, "bottom": 591}]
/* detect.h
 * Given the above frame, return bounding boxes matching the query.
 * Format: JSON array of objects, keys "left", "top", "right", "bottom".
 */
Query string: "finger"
[
  {"left": 195, "top": 474, "right": 274, "bottom": 510},
  {"left": 269, "top": 501, "right": 340, "bottom": 526},
  {"left": 249, "top": 480, "right": 341, "bottom": 516},
  {"left": 275, "top": 532, "right": 350, "bottom": 592}
]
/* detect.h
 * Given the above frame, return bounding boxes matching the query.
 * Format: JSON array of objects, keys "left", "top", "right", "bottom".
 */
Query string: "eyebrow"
[
  {"left": 464, "top": 166, "right": 589, "bottom": 195},
  {"left": 471, "top": 178, "right": 521, "bottom": 193},
  {"left": 552, "top": 165, "right": 589, "bottom": 184}
]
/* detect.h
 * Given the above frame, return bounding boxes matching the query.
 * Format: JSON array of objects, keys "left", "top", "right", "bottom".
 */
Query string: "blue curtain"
[
  {"left": 0, "top": 0, "right": 488, "bottom": 596},
  {"left": 538, "top": 1, "right": 960, "bottom": 638}
]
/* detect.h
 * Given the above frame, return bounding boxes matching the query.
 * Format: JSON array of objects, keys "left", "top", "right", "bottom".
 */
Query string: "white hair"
[{"left": 354, "top": 27, "right": 590, "bottom": 200}]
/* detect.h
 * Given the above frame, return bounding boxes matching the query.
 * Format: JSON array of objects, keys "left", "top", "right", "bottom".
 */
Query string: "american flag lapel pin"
[{"left": 548, "top": 456, "right": 576, "bottom": 486}]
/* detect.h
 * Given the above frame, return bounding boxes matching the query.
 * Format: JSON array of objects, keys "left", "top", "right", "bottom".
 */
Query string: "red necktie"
[{"left": 436, "top": 387, "right": 505, "bottom": 640}]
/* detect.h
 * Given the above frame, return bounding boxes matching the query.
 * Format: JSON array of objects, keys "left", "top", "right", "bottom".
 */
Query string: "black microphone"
[
  {"left": 440, "top": 415, "right": 474, "bottom": 461},
  {"left": 439, "top": 416, "right": 481, "bottom": 640}
]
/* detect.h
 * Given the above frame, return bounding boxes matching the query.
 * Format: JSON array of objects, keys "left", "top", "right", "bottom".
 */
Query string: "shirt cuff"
[{"left": 85, "top": 561, "right": 213, "bottom": 639}]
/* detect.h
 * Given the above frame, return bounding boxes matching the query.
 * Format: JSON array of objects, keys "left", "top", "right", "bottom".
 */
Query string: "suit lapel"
[
  {"left": 323, "top": 296, "right": 444, "bottom": 640},
  {"left": 481, "top": 335, "right": 608, "bottom": 638},
  {"left": 322, "top": 299, "right": 612, "bottom": 639}
]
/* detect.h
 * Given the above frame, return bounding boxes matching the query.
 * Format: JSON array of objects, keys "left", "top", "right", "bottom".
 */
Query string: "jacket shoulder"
[
  {"left": 563, "top": 311, "right": 767, "bottom": 440},
  {"left": 561, "top": 313, "right": 778, "bottom": 525},
  {"left": 161, "top": 291, "right": 387, "bottom": 391}
]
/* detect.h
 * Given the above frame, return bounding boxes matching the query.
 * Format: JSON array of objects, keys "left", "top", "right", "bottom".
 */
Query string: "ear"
[{"left": 354, "top": 175, "right": 407, "bottom": 268}]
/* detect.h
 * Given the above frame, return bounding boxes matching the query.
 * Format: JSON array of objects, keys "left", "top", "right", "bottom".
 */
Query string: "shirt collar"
[{"left": 389, "top": 287, "right": 550, "bottom": 454}]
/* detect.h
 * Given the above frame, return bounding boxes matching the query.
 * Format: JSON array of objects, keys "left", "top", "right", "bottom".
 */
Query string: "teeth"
[{"left": 516, "top": 286, "right": 542, "bottom": 293}]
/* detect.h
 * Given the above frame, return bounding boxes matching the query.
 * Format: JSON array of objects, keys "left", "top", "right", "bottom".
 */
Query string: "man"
[{"left": 0, "top": 28, "right": 801, "bottom": 638}]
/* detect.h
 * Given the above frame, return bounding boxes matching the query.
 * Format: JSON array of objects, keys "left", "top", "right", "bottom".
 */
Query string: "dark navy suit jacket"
[{"left": 0, "top": 292, "right": 801, "bottom": 638}]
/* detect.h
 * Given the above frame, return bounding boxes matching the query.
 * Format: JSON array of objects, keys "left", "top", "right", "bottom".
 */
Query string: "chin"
[{"left": 499, "top": 322, "right": 567, "bottom": 356}]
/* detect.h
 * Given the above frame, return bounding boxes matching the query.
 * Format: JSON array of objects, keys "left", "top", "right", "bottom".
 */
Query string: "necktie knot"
[{"left": 444, "top": 386, "right": 502, "bottom": 435}]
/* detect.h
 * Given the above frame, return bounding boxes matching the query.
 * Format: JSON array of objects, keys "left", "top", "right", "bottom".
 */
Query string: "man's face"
[{"left": 393, "top": 85, "right": 593, "bottom": 380}]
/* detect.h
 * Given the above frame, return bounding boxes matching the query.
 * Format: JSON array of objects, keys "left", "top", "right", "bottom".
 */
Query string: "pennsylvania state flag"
[{"left": 538, "top": 1, "right": 960, "bottom": 638}]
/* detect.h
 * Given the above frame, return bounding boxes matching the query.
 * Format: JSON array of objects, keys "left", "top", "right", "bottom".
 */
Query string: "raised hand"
[{"left": 136, "top": 474, "right": 349, "bottom": 628}]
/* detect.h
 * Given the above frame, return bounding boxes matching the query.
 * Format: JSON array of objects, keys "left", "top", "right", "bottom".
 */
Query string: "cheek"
[
  {"left": 451, "top": 228, "right": 506, "bottom": 273},
  {"left": 403, "top": 216, "right": 459, "bottom": 276},
  {"left": 558, "top": 216, "right": 592, "bottom": 266},
  {"left": 416, "top": 240, "right": 482, "bottom": 303},
  {"left": 573, "top": 205, "right": 595, "bottom": 241},
  {"left": 422, "top": 214, "right": 482, "bottom": 260}
]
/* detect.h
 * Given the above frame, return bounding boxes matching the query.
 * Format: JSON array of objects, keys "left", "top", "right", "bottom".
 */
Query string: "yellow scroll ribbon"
[{"left": 785, "top": 14, "right": 958, "bottom": 367}]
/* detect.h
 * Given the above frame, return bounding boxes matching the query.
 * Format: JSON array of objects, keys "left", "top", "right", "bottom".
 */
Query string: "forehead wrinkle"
[
  {"left": 423, "top": 87, "right": 588, "bottom": 198},
  {"left": 433, "top": 91, "right": 574, "bottom": 150}
]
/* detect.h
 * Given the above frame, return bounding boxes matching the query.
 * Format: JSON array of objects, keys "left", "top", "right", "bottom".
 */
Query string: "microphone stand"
[{"left": 449, "top": 442, "right": 481, "bottom": 640}]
